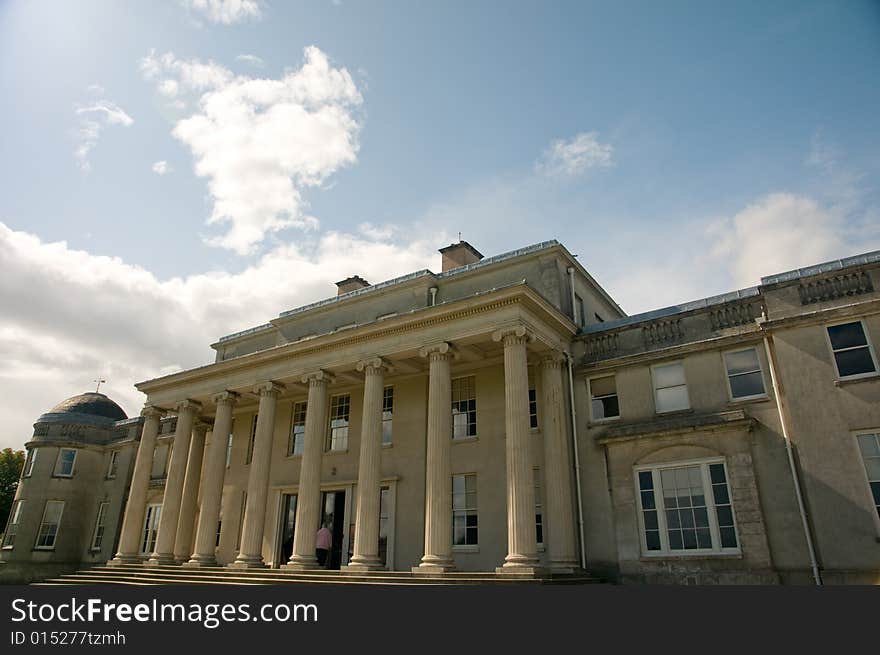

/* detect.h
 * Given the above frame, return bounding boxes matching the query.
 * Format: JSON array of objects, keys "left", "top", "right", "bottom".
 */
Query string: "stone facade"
[{"left": 2, "top": 241, "right": 879, "bottom": 584}]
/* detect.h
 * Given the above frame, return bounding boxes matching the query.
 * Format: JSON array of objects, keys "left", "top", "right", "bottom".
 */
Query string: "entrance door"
[
  {"left": 277, "top": 494, "right": 297, "bottom": 567},
  {"left": 320, "top": 490, "right": 346, "bottom": 569},
  {"left": 140, "top": 504, "right": 161, "bottom": 555}
]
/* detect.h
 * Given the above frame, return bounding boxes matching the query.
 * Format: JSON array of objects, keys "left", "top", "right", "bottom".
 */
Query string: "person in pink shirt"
[{"left": 315, "top": 522, "right": 332, "bottom": 567}]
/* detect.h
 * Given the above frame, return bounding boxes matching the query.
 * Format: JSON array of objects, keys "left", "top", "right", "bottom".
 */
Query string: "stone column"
[
  {"left": 284, "top": 371, "right": 333, "bottom": 569},
  {"left": 185, "top": 392, "right": 237, "bottom": 567},
  {"left": 414, "top": 342, "right": 456, "bottom": 573},
  {"left": 493, "top": 326, "right": 542, "bottom": 574},
  {"left": 231, "top": 381, "right": 283, "bottom": 568},
  {"left": 109, "top": 405, "right": 163, "bottom": 565},
  {"left": 541, "top": 354, "right": 579, "bottom": 572},
  {"left": 147, "top": 399, "right": 201, "bottom": 566},
  {"left": 345, "top": 358, "right": 387, "bottom": 571},
  {"left": 173, "top": 421, "right": 209, "bottom": 563}
]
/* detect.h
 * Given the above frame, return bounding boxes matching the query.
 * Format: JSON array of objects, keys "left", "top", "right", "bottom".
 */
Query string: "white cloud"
[
  {"left": 73, "top": 98, "right": 134, "bottom": 171},
  {"left": 141, "top": 46, "right": 363, "bottom": 255},
  {"left": 184, "top": 0, "right": 262, "bottom": 24},
  {"left": 536, "top": 131, "right": 613, "bottom": 177},
  {"left": 235, "top": 54, "right": 265, "bottom": 68},
  {"left": 0, "top": 220, "right": 444, "bottom": 450},
  {"left": 152, "top": 161, "right": 172, "bottom": 175}
]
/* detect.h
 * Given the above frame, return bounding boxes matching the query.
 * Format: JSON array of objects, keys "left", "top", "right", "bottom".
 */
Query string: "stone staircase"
[{"left": 33, "top": 564, "right": 603, "bottom": 586}]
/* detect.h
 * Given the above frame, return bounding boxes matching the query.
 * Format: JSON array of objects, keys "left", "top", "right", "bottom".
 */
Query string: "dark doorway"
[
  {"left": 277, "top": 493, "right": 297, "bottom": 567},
  {"left": 320, "top": 490, "right": 346, "bottom": 569}
]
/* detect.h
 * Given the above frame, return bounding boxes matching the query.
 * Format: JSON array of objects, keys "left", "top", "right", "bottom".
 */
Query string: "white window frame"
[
  {"left": 452, "top": 376, "right": 477, "bottom": 440},
  {"left": 106, "top": 450, "right": 120, "bottom": 479},
  {"left": 825, "top": 319, "right": 879, "bottom": 381},
  {"left": 35, "top": 500, "right": 65, "bottom": 550},
  {"left": 382, "top": 386, "right": 394, "bottom": 446},
  {"left": 90, "top": 501, "right": 110, "bottom": 551},
  {"left": 289, "top": 401, "right": 307, "bottom": 457},
  {"left": 452, "top": 473, "right": 478, "bottom": 550},
  {"left": 588, "top": 374, "right": 620, "bottom": 422},
  {"left": 53, "top": 448, "right": 77, "bottom": 478},
  {"left": 852, "top": 429, "right": 880, "bottom": 535},
  {"left": 2, "top": 499, "right": 24, "bottom": 549},
  {"left": 534, "top": 467, "right": 544, "bottom": 549},
  {"left": 634, "top": 457, "right": 740, "bottom": 557},
  {"left": 650, "top": 361, "right": 690, "bottom": 414},
  {"left": 327, "top": 394, "right": 351, "bottom": 452},
  {"left": 225, "top": 430, "right": 234, "bottom": 468},
  {"left": 140, "top": 504, "right": 162, "bottom": 555},
  {"left": 722, "top": 347, "right": 768, "bottom": 402},
  {"left": 23, "top": 448, "right": 37, "bottom": 478}
]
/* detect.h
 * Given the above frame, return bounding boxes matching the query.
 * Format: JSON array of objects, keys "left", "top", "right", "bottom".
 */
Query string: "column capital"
[
  {"left": 141, "top": 405, "right": 165, "bottom": 419},
  {"left": 193, "top": 420, "right": 212, "bottom": 435},
  {"left": 301, "top": 369, "right": 336, "bottom": 386},
  {"left": 175, "top": 399, "right": 202, "bottom": 414},
  {"left": 539, "top": 351, "right": 568, "bottom": 369},
  {"left": 211, "top": 390, "right": 239, "bottom": 406},
  {"left": 419, "top": 341, "right": 456, "bottom": 360},
  {"left": 492, "top": 325, "right": 531, "bottom": 346},
  {"left": 253, "top": 381, "right": 284, "bottom": 397},
  {"left": 356, "top": 357, "right": 390, "bottom": 374}
]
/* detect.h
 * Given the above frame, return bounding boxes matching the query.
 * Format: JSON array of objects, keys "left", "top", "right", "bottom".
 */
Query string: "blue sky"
[{"left": 0, "top": 0, "right": 878, "bottom": 447}]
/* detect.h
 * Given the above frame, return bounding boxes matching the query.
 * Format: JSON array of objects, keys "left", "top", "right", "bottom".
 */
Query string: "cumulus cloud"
[
  {"left": 141, "top": 46, "right": 363, "bottom": 255},
  {"left": 235, "top": 54, "right": 265, "bottom": 67},
  {"left": 152, "top": 161, "right": 172, "bottom": 175},
  {"left": 184, "top": 0, "right": 262, "bottom": 24},
  {"left": 73, "top": 98, "right": 134, "bottom": 171},
  {"left": 536, "top": 131, "right": 613, "bottom": 177},
  {"left": 0, "top": 220, "right": 443, "bottom": 449}
]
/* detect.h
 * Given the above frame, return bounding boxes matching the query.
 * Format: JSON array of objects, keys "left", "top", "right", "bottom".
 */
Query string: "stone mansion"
[{"left": 2, "top": 239, "right": 879, "bottom": 584}]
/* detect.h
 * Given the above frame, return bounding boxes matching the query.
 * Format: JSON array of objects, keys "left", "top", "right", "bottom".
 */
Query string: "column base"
[
  {"left": 144, "top": 553, "right": 178, "bottom": 567},
  {"left": 281, "top": 555, "right": 321, "bottom": 571},
  {"left": 107, "top": 554, "right": 145, "bottom": 567},
  {"left": 548, "top": 561, "right": 582, "bottom": 575},
  {"left": 341, "top": 560, "right": 385, "bottom": 573},
  {"left": 412, "top": 559, "right": 456, "bottom": 575},
  {"left": 495, "top": 565, "right": 549, "bottom": 577},
  {"left": 181, "top": 556, "right": 218, "bottom": 568},
  {"left": 227, "top": 556, "right": 267, "bottom": 569}
]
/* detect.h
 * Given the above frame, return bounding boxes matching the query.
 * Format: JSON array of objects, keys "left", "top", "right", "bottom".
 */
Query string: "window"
[
  {"left": 22, "top": 449, "right": 37, "bottom": 478},
  {"left": 528, "top": 374, "right": 538, "bottom": 429},
  {"left": 652, "top": 362, "right": 690, "bottom": 413},
  {"left": 53, "top": 448, "right": 77, "bottom": 477},
  {"left": 827, "top": 321, "right": 878, "bottom": 379},
  {"left": 534, "top": 469, "right": 543, "bottom": 546},
  {"left": 855, "top": 432, "right": 880, "bottom": 518},
  {"left": 225, "top": 429, "right": 234, "bottom": 468},
  {"left": 90, "top": 501, "right": 110, "bottom": 550},
  {"left": 2, "top": 500, "right": 23, "bottom": 548},
  {"left": 246, "top": 414, "right": 258, "bottom": 464},
  {"left": 452, "top": 474, "right": 478, "bottom": 546},
  {"left": 724, "top": 348, "right": 767, "bottom": 400},
  {"left": 636, "top": 460, "right": 739, "bottom": 555},
  {"left": 235, "top": 492, "right": 247, "bottom": 551},
  {"left": 35, "top": 500, "right": 65, "bottom": 549},
  {"left": 141, "top": 504, "right": 161, "bottom": 555},
  {"left": 106, "top": 450, "right": 119, "bottom": 479},
  {"left": 379, "top": 487, "right": 391, "bottom": 566},
  {"left": 574, "top": 294, "right": 585, "bottom": 327},
  {"left": 452, "top": 376, "right": 477, "bottom": 439},
  {"left": 589, "top": 375, "right": 619, "bottom": 421},
  {"left": 289, "top": 402, "right": 307, "bottom": 456},
  {"left": 382, "top": 387, "right": 394, "bottom": 445},
  {"left": 328, "top": 394, "right": 351, "bottom": 451}
]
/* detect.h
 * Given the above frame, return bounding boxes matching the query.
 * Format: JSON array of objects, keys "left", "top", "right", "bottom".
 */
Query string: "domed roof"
[{"left": 48, "top": 392, "right": 128, "bottom": 421}]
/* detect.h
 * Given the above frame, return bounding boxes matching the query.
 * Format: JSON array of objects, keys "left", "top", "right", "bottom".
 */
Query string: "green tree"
[{"left": 0, "top": 448, "right": 25, "bottom": 530}]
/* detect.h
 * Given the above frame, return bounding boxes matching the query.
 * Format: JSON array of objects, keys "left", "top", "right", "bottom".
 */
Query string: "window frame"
[
  {"left": 288, "top": 401, "right": 307, "bottom": 457},
  {"left": 34, "top": 500, "right": 65, "bottom": 550},
  {"left": 382, "top": 386, "right": 394, "bottom": 446},
  {"left": 451, "top": 375, "right": 477, "bottom": 440},
  {"left": 650, "top": 361, "right": 691, "bottom": 414},
  {"left": 2, "top": 499, "right": 24, "bottom": 549},
  {"left": 90, "top": 501, "right": 110, "bottom": 551},
  {"left": 588, "top": 373, "right": 620, "bottom": 423},
  {"left": 452, "top": 472, "right": 478, "bottom": 550},
  {"left": 106, "top": 450, "right": 120, "bottom": 479},
  {"left": 326, "top": 393, "right": 351, "bottom": 452},
  {"left": 534, "top": 467, "right": 544, "bottom": 549},
  {"left": 722, "top": 346, "right": 768, "bottom": 402},
  {"left": 852, "top": 429, "right": 880, "bottom": 535},
  {"left": 140, "top": 503, "right": 162, "bottom": 555},
  {"left": 574, "top": 294, "right": 586, "bottom": 327},
  {"left": 52, "top": 448, "right": 77, "bottom": 478},
  {"left": 634, "top": 457, "right": 741, "bottom": 558},
  {"left": 825, "top": 319, "right": 879, "bottom": 381},
  {"left": 22, "top": 448, "right": 37, "bottom": 478},
  {"left": 246, "top": 413, "right": 258, "bottom": 464}
]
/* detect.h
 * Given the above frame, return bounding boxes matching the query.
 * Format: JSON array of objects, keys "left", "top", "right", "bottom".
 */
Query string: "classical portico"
[{"left": 112, "top": 280, "right": 582, "bottom": 577}]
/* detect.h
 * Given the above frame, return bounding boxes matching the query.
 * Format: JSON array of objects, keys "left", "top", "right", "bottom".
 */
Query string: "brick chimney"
[
  {"left": 335, "top": 275, "right": 370, "bottom": 295},
  {"left": 439, "top": 241, "right": 484, "bottom": 272}
]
